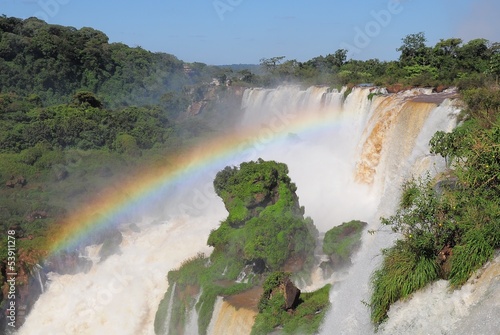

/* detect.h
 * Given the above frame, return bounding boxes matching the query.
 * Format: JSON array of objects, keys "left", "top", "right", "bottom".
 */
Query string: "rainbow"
[{"left": 47, "top": 105, "right": 346, "bottom": 256}]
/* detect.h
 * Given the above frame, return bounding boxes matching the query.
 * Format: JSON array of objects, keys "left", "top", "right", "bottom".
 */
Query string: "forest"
[{"left": 0, "top": 14, "right": 499, "bottom": 332}]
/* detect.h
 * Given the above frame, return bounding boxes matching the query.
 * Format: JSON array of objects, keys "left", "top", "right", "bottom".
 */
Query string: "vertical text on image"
[{"left": 6, "top": 229, "right": 17, "bottom": 328}]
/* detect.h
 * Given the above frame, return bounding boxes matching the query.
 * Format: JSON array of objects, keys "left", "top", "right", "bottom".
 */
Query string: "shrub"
[
  {"left": 370, "top": 242, "right": 439, "bottom": 324},
  {"left": 371, "top": 87, "right": 500, "bottom": 326},
  {"left": 448, "top": 229, "right": 494, "bottom": 287},
  {"left": 113, "top": 133, "right": 141, "bottom": 156}
]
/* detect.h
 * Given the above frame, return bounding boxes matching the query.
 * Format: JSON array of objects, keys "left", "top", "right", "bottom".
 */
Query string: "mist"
[{"left": 18, "top": 85, "right": 469, "bottom": 335}]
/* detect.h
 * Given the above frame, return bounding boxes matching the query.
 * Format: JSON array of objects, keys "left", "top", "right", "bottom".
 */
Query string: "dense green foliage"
[
  {"left": 257, "top": 33, "right": 500, "bottom": 89},
  {"left": 257, "top": 271, "right": 293, "bottom": 312},
  {"left": 322, "top": 220, "right": 367, "bottom": 265},
  {"left": 0, "top": 16, "right": 201, "bottom": 107},
  {"left": 210, "top": 159, "right": 317, "bottom": 271},
  {"left": 155, "top": 161, "right": 319, "bottom": 335},
  {"left": 1, "top": 14, "right": 500, "bottom": 332},
  {"left": 252, "top": 272, "right": 330, "bottom": 335},
  {"left": 154, "top": 252, "right": 252, "bottom": 335},
  {"left": 370, "top": 88, "right": 500, "bottom": 325},
  {"left": 0, "top": 92, "right": 172, "bottom": 153}
]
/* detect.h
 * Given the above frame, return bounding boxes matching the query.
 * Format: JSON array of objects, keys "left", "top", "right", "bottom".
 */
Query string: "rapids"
[{"left": 19, "top": 85, "right": 499, "bottom": 335}]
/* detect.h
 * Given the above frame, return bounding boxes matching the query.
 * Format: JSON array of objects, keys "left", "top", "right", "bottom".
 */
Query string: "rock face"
[
  {"left": 260, "top": 272, "right": 301, "bottom": 312},
  {"left": 44, "top": 251, "right": 92, "bottom": 275},
  {"left": 322, "top": 220, "right": 367, "bottom": 270},
  {"left": 209, "top": 159, "right": 316, "bottom": 271},
  {"left": 98, "top": 229, "right": 123, "bottom": 262},
  {"left": 281, "top": 277, "right": 301, "bottom": 310},
  {"left": 5, "top": 175, "right": 27, "bottom": 188},
  {"left": 437, "top": 244, "right": 453, "bottom": 278}
]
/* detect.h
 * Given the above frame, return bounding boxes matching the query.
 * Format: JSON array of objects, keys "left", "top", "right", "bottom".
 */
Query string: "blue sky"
[{"left": 2, "top": 0, "right": 499, "bottom": 65}]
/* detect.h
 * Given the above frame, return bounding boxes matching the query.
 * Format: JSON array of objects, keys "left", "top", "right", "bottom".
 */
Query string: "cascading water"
[
  {"left": 18, "top": 211, "right": 226, "bottom": 335},
  {"left": 18, "top": 85, "right": 498, "bottom": 335},
  {"left": 163, "top": 283, "right": 176, "bottom": 335},
  {"left": 33, "top": 264, "right": 44, "bottom": 294}
]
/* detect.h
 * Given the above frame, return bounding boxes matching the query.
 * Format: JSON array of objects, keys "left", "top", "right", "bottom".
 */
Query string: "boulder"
[
  {"left": 263, "top": 272, "right": 301, "bottom": 311},
  {"left": 282, "top": 277, "right": 300, "bottom": 310}
]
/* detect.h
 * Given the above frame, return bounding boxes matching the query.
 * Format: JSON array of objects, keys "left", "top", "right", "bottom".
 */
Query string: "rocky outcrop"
[
  {"left": 260, "top": 272, "right": 301, "bottom": 312},
  {"left": 187, "top": 100, "right": 208, "bottom": 116},
  {"left": 156, "top": 161, "right": 319, "bottom": 335},
  {"left": 98, "top": 229, "right": 123, "bottom": 262},
  {"left": 322, "top": 220, "right": 367, "bottom": 270},
  {"left": 280, "top": 277, "right": 301, "bottom": 310},
  {"left": 437, "top": 244, "right": 453, "bottom": 278},
  {"left": 44, "top": 251, "right": 92, "bottom": 275}
]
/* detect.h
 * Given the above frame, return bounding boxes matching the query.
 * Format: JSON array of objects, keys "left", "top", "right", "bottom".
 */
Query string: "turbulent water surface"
[{"left": 20, "top": 86, "right": 499, "bottom": 335}]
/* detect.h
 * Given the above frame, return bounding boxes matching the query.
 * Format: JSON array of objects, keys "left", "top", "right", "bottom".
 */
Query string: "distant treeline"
[
  {"left": 0, "top": 15, "right": 224, "bottom": 107},
  {"left": 3, "top": 16, "right": 500, "bottom": 108},
  {"left": 253, "top": 32, "right": 500, "bottom": 88}
]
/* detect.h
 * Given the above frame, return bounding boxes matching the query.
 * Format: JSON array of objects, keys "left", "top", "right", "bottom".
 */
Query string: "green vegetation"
[
  {"left": 252, "top": 272, "right": 331, "bottom": 335},
  {"left": 154, "top": 253, "right": 253, "bottom": 335},
  {"left": 323, "top": 220, "right": 367, "bottom": 267},
  {"left": 256, "top": 32, "right": 500, "bottom": 89},
  {"left": 0, "top": 16, "right": 200, "bottom": 107},
  {"left": 210, "top": 160, "right": 317, "bottom": 270},
  {"left": 1, "top": 13, "right": 500, "bottom": 332},
  {"left": 370, "top": 88, "right": 500, "bottom": 325},
  {"left": 155, "top": 252, "right": 252, "bottom": 335},
  {"left": 155, "top": 160, "right": 320, "bottom": 335}
]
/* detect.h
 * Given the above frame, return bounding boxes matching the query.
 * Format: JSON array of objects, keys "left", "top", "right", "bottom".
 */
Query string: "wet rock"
[{"left": 282, "top": 278, "right": 301, "bottom": 310}]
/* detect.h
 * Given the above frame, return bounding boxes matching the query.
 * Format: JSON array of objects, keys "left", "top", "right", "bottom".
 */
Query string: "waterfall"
[
  {"left": 207, "top": 297, "right": 257, "bottom": 335},
  {"left": 34, "top": 264, "right": 44, "bottom": 294},
  {"left": 18, "top": 85, "right": 498, "bottom": 335},
  {"left": 18, "top": 212, "right": 225, "bottom": 335},
  {"left": 377, "top": 254, "right": 500, "bottom": 335},
  {"left": 162, "top": 283, "right": 176, "bottom": 335},
  {"left": 235, "top": 85, "right": 466, "bottom": 335},
  {"left": 184, "top": 289, "right": 201, "bottom": 335}
]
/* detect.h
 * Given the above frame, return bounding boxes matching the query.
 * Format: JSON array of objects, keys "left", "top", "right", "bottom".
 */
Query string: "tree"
[
  {"left": 238, "top": 69, "right": 255, "bottom": 83},
  {"left": 259, "top": 56, "right": 286, "bottom": 74},
  {"left": 457, "top": 38, "right": 490, "bottom": 73},
  {"left": 329, "top": 48, "right": 348, "bottom": 68},
  {"left": 489, "top": 53, "right": 500, "bottom": 85},
  {"left": 434, "top": 38, "right": 462, "bottom": 57},
  {"left": 397, "top": 32, "right": 430, "bottom": 66}
]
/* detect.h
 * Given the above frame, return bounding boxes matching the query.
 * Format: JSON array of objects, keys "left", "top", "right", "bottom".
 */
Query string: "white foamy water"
[
  {"left": 379, "top": 254, "right": 500, "bottom": 335},
  {"left": 19, "top": 208, "right": 225, "bottom": 335},
  {"left": 20, "top": 86, "right": 499, "bottom": 335}
]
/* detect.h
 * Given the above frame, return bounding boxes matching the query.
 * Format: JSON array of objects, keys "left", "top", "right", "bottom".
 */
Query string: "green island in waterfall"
[
  {"left": 0, "top": 14, "right": 498, "bottom": 332},
  {"left": 154, "top": 159, "right": 331, "bottom": 335}
]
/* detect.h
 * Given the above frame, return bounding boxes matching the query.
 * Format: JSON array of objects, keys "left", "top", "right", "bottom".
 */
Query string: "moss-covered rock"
[
  {"left": 252, "top": 271, "right": 331, "bottom": 335},
  {"left": 323, "top": 220, "right": 367, "bottom": 268},
  {"left": 155, "top": 160, "right": 319, "bottom": 335},
  {"left": 209, "top": 159, "right": 317, "bottom": 271}
]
